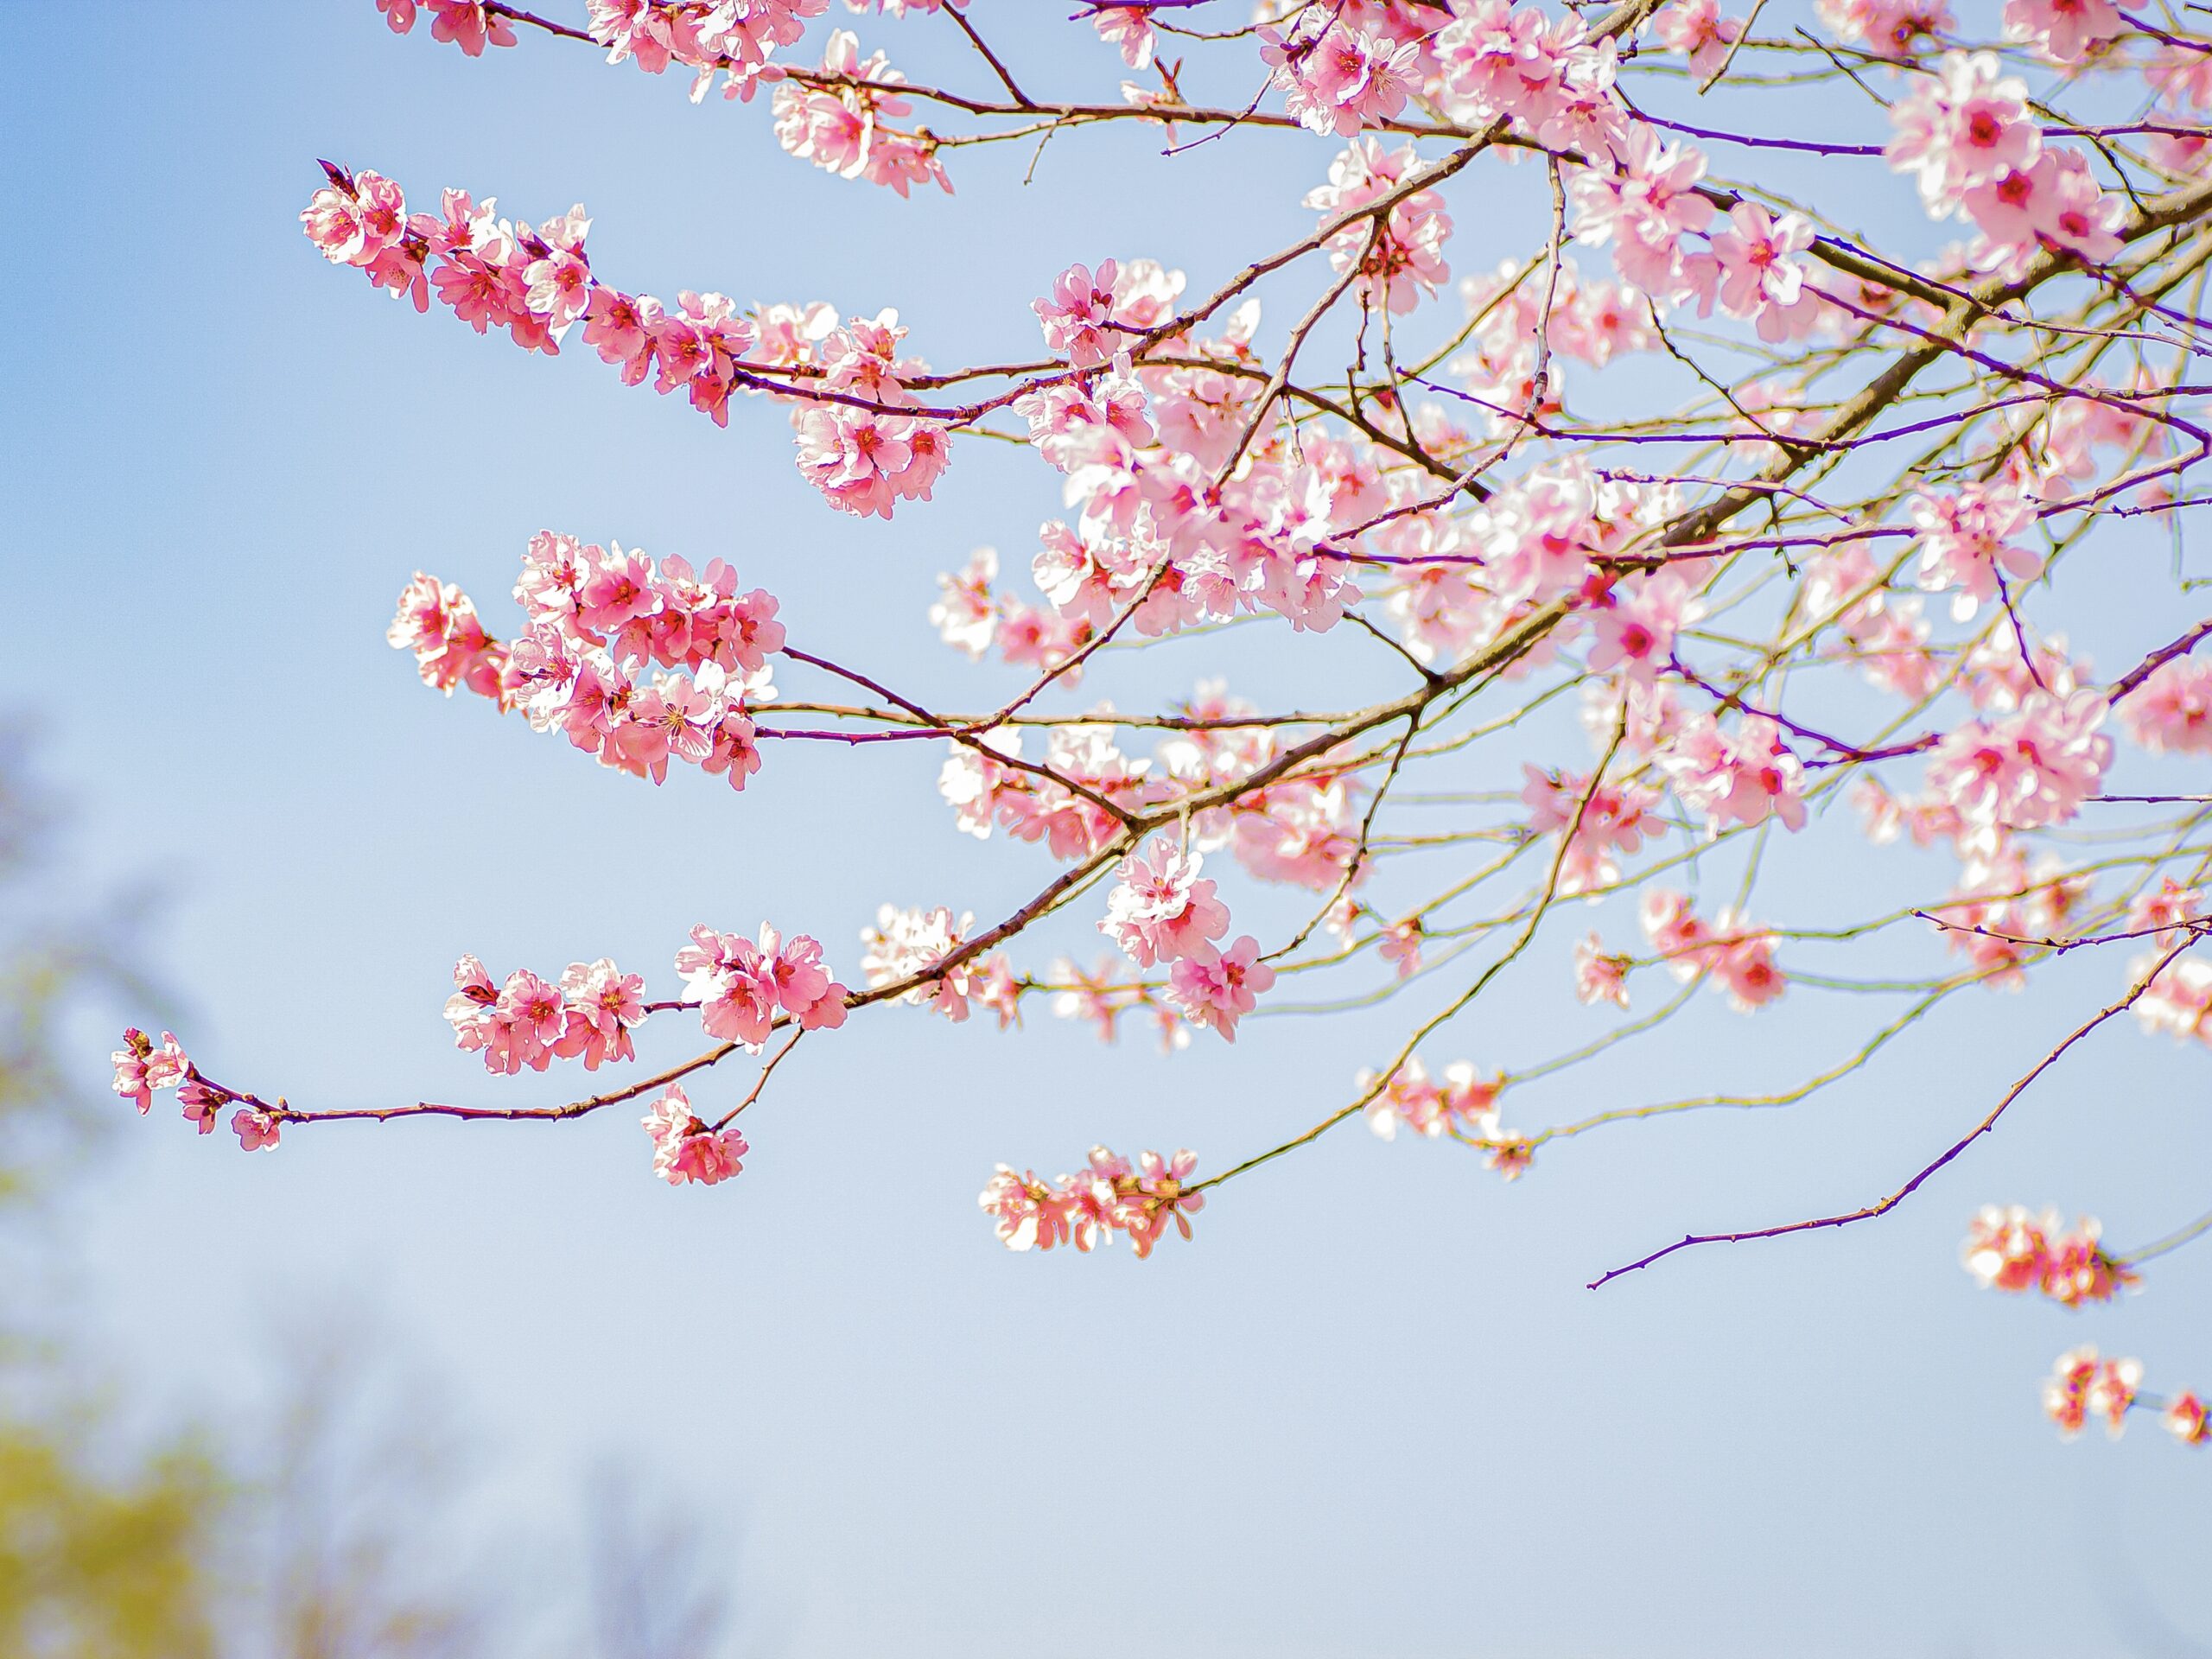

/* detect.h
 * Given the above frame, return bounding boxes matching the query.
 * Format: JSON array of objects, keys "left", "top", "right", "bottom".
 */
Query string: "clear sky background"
[{"left": 6, "top": 6, "right": 2212, "bottom": 1656}]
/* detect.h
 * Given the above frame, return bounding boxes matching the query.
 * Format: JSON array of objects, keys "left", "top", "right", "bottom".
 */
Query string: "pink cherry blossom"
[
  {"left": 1925, "top": 690, "right": 2111, "bottom": 841},
  {"left": 111, "top": 1028, "right": 190, "bottom": 1116},
  {"left": 2003, "top": 0, "right": 2126, "bottom": 61},
  {"left": 2167, "top": 1393, "right": 2211, "bottom": 1446},
  {"left": 980, "top": 1145, "right": 1201, "bottom": 1256},
  {"left": 1963, "top": 1205, "right": 2139, "bottom": 1306},
  {"left": 2120, "top": 656, "right": 2212, "bottom": 754},
  {"left": 1574, "top": 934, "right": 1632, "bottom": 1007},
  {"left": 150, "top": 1, "right": 2212, "bottom": 1440},
  {"left": 1166, "top": 936, "right": 1276, "bottom": 1041},
  {"left": 1660, "top": 712, "right": 1808, "bottom": 833},
  {"left": 232, "top": 1109, "right": 283, "bottom": 1152},
  {"left": 1260, "top": 13, "right": 1421, "bottom": 137},
  {"left": 641, "top": 1084, "right": 748, "bottom": 1187},
  {"left": 1905, "top": 482, "right": 2044, "bottom": 620},
  {"left": 1816, "top": 0, "right": 1953, "bottom": 56},
  {"left": 1707, "top": 916, "right": 1786, "bottom": 1011},
  {"left": 1652, "top": 0, "right": 1745, "bottom": 77},
  {"left": 2044, "top": 1346, "right": 2103, "bottom": 1437},
  {"left": 1100, "top": 836, "right": 1230, "bottom": 968},
  {"left": 1305, "top": 139, "right": 1454, "bottom": 315},
  {"left": 676, "top": 925, "right": 779, "bottom": 1049},
  {"left": 1091, "top": 7, "right": 1155, "bottom": 71},
  {"left": 1587, "top": 571, "right": 1700, "bottom": 683},
  {"left": 1033, "top": 259, "right": 1125, "bottom": 368},
  {"left": 979, "top": 1166, "right": 1071, "bottom": 1251},
  {"left": 1886, "top": 54, "right": 2041, "bottom": 215},
  {"left": 860, "top": 904, "right": 982, "bottom": 1021},
  {"left": 1707, "top": 203, "right": 1819, "bottom": 341},
  {"left": 427, "top": 0, "right": 516, "bottom": 55}
]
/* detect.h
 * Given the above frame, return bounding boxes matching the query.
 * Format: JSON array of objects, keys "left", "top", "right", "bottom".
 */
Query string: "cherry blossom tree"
[{"left": 117, "top": 0, "right": 2212, "bottom": 1448}]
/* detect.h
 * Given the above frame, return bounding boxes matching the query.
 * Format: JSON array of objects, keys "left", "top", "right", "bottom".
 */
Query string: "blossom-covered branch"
[{"left": 119, "top": 0, "right": 2212, "bottom": 1444}]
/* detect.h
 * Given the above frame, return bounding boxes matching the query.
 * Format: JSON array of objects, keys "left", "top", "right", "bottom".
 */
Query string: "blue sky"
[{"left": 6, "top": 7, "right": 2212, "bottom": 1655}]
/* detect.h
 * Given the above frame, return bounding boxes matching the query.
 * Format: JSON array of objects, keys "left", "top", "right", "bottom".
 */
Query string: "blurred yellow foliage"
[{"left": 0, "top": 1426, "right": 219, "bottom": 1659}]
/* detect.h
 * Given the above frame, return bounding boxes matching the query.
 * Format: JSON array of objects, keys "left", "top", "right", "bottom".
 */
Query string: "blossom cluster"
[
  {"left": 1357, "top": 1056, "right": 1531, "bottom": 1178},
  {"left": 1633, "top": 890, "right": 1786, "bottom": 1012},
  {"left": 1887, "top": 54, "right": 2126, "bottom": 278},
  {"left": 302, "top": 163, "right": 953, "bottom": 512},
  {"left": 772, "top": 29, "right": 951, "bottom": 196},
  {"left": 979, "top": 1147, "right": 1203, "bottom": 1258},
  {"left": 196, "top": 0, "right": 2212, "bottom": 1433},
  {"left": 445, "top": 955, "right": 650, "bottom": 1073},
  {"left": 858, "top": 903, "right": 1017, "bottom": 1027},
  {"left": 675, "top": 923, "right": 849, "bottom": 1046},
  {"left": 642, "top": 1083, "right": 748, "bottom": 1186},
  {"left": 2044, "top": 1346, "right": 2141, "bottom": 1439},
  {"left": 387, "top": 532, "right": 781, "bottom": 790},
  {"left": 1961, "top": 1205, "right": 2139, "bottom": 1306},
  {"left": 1305, "top": 139, "right": 1454, "bottom": 316},
  {"left": 2042, "top": 1346, "right": 2210, "bottom": 1447},
  {"left": 377, "top": 0, "right": 830, "bottom": 102},
  {"left": 110, "top": 1029, "right": 280, "bottom": 1153},
  {"left": 2131, "top": 876, "right": 2212, "bottom": 1045}
]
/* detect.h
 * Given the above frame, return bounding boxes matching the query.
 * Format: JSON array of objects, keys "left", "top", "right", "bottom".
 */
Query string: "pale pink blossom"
[
  {"left": 1260, "top": 14, "right": 1421, "bottom": 137},
  {"left": 111, "top": 1028, "right": 189, "bottom": 1116},
  {"left": 1707, "top": 204, "right": 1819, "bottom": 341},
  {"left": 1574, "top": 934, "right": 1632, "bottom": 1007},
  {"left": 980, "top": 1166, "right": 1071, "bottom": 1251},
  {"left": 1587, "top": 571, "right": 1700, "bottom": 682},
  {"left": 1091, "top": 6, "right": 1156, "bottom": 70},
  {"left": 2044, "top": 1345, "right": 2102, "bottom": 1437},
  {"left": 1660, "top": 712, "right": 1808, "bottom": 833},
  {"left": 1925, "top": 690, "right": 2111, "bottom": 841},
  {"left": 981, "top": 1145, "right": 1201, "bottom": 1256},
  {"left": 1707, "top": 915, "right": 1786, "bottom": 1011},
  {"left": 1905, "top": 482, "right": 2044, "bottom": 620},
  {"left": 860, "top": 904, "right": 982, "bottom": 1021},
  {"left": 1815, "top": 0, "right": 1952, "bottom": 57},
  {"left": 1652, "top": 0, "right": 1745, "bottom": 77},
  {"left": 427, "top": 0, "right": 517, "bottom": 55},
  {"left": 1033, "top": 259, "right": 1125, "bottom": 368},
  {"left": 1886, "top": 54, "right": 2041, "bottom": 215},
  {"left": 2118, "top": 656, "right": 2212, "bottom": 755},
  {"left": 1100, "top": 837, "right": 1230, "bottom": 968},
  {"left": 232, "top": 1109, "right": 282, "bottom": 1152},
  {"left": 2003, "top": 0, "right": 2126, "bottom": 61}
]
